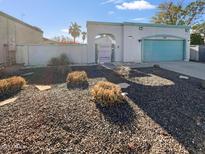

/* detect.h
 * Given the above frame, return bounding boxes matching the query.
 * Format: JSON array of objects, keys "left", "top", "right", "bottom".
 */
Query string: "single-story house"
[
  {"left": 87, "top": 21, "right": 190, "bottom": 63},
  {"left": 0, "top": 11, "right": 44, "bottom": 65}
]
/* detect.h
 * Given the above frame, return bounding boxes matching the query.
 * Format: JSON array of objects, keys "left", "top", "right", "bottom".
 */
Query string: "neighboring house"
[
  {"left": 43, "top": 38, "right": 59, "bottom": 44},
  {"left": 0, "top": 11, "right": 44, "bottom": 65},
  {"left": 87, "top": 21, "right": 190, "bottom": 63}
]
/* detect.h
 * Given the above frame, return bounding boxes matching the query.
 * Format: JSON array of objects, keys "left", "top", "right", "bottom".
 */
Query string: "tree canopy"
[
  {"left": 69, "top": 22, "right": 81, "bottom": 43},
  {"left": 192, "top": 22, "right": 205, "bottom": 35},
  {"left": 152, "top": 0, "right": 205, "bottom": 26}
]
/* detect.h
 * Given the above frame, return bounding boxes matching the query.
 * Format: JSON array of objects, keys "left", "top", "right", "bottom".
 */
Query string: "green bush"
[
  {"left": 191, "top": 33, "right": 204, "bottom": 45},
  {"left": 49, "top": 54, "right": 69, "bottom": 66},
  {"left": 59, "top": 54, "right": 69, "bottom": 65},
  {"left": 49, "top": 57, "right": 60, "bottom": 66},
  {"left": 0, "top": 76, "right": 26, "bottom": 99}
]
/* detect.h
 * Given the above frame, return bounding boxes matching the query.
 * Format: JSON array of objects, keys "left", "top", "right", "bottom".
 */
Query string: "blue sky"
[{"left": 0, "top": 0, "right": 199, "bottom": 40}]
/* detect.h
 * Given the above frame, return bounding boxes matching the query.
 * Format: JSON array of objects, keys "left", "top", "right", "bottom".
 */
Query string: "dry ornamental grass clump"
[
  {"left": 91, "top": 81, "right": 124, "bottom": 106},
  {"left": 0, "top": 76, "right": 26, "bottom": 99},
  {"left": 115, "top": 66, "right": 131, "bottom": 77},
  {"left": 66, "top": 71, "right": 88, "bottom": 89}
]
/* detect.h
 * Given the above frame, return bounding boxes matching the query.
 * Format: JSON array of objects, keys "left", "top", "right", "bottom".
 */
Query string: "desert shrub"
[
  {"left": 49, "top": 54, "right": 69, "bottom": 66},
  {"left": 49, "top": 57, "right": 60, "bottom": 66},
  {"left": 59, "top": 54, "right": 69, "bottom": 65},
  {"left": 67, "top": 71, "right": 88, "bottom": 84},
  {"left": 0, "top": 76, "right": 26, "bottom": 99},
  {"left": 153, "top": 64, "right": 160, "bottom": 68},
  {"left": 66, "top": 71, "right": 88, "bottom": 89},
  {"left": 114, "top": 66, "right": 131, "bottom": 77},
  {"left": 91, "top": 81, "right": 124, "bottom": 106}
]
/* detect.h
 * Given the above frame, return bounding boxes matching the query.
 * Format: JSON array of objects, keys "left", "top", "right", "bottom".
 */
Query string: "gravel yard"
[{"left": 0, "top": 65, "right": 205, "bottom": 153}]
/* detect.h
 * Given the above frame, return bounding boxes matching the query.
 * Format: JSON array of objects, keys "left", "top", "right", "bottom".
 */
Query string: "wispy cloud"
[
  {"left": 132, "top": 17, "right": 147, "bottom": 21},
  {"left": 61, "top": 29, "right": 68, "bottom": 33},
  {"left": 101, "top": 0, "right": 124, "bottom": 5},
  {"left": 116, "top": 0, "right": 156, "bottom": 10},
  {"left": 108, "top": 11, "right": 115, "bottom": 15}
]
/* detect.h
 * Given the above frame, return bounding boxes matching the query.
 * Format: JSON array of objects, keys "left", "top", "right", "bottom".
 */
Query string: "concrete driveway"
[{"left": 119, "top": 61, "right": 205, "bottom": 80}]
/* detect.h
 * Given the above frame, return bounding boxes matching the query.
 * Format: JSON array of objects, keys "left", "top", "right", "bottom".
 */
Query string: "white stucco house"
[
  {"left": 15, "top": 20, "right": 191, "bottom": 66},
  {"left": 87, "top": 21, "right": 190, "bottom": 64}
]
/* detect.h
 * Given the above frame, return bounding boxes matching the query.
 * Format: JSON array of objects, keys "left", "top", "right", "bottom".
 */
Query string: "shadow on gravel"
[
  {"left": 72, "top": 65, "right": 104, "bottom": 79},
  {"left": 13, "top": 66, "right": 71, "bottom": 85},
  {"left": 128, "top": 69, "right": 151, "bottom": 78},
  {"left": 67, "top": 81, "right": 89, "bottom": 90},
  {"left": 0, "top": 90, "right": 21, "bottom": 101},
  {"left": 96, "top": 102, "right": 135, "bottom": 125},
  {"left": 126, "top": 68, "right": 205, "bottom": 153},
  {"left": 77, "top": 65, "right": 205, "bottom": 153}
]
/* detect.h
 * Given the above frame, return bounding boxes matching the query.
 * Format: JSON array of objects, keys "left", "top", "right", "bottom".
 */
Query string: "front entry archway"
[{"left": 94, "top": 34, "right": 116, "bottom": 64}]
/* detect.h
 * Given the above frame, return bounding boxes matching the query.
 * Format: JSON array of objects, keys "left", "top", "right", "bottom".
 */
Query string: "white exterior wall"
[
  {"left": 87, "top": 22, "right": 190, "bottom": 63},
  {"left": 16, "top": 44, "right": 87, "bottom": 66},
  {"left": 87, "top": 24, "right": 123, "bottom": 63},
  {"left": 123, "top": 25, "right": 190, "bottom": 62}
]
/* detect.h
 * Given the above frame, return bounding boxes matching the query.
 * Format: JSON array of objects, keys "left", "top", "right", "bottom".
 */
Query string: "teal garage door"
[{"left": 143, "top": 39, "right": 184, "bottom": 62}]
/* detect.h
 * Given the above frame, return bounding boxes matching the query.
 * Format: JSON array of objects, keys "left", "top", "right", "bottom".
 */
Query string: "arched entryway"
[{"left": 94, "top": 34, "right": 116, "bottom": 64}]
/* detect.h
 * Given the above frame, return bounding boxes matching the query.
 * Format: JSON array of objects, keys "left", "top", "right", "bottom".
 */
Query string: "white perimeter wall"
[{"left": 16, "top": 44, "right": 88, "bottom": 66}]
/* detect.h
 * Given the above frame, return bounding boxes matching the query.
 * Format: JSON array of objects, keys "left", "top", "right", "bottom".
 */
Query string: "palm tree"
[
  {"left": 82, "top": 32, "right": 87, "bottom": 43},
  {"left": 69, "top": 22, "right": 81, "bottom": 43}
]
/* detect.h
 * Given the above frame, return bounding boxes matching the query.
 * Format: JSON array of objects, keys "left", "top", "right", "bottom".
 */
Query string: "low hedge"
[{"left": 0, "top": 76, "right": 26, "bottom": 99}]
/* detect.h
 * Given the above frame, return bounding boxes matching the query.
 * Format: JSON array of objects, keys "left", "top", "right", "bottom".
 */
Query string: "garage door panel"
[{"left": 143, "top": 40, "right": 184, "bottom": 62}]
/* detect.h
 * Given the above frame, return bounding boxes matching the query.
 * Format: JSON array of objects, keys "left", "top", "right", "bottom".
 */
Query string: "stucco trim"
[
  {"left": 87, "top": 21, "right": 190, "bottom": 29},
  {"left": 141, "top": 34, "right": 186, "bottom": 40},
  {"left": 0, "top": 11, "right": 43, "bottom": 33},
  {"left": 87, "top": 21, "right": 123, "bottom": 27},
  {"left": 124, "top": 22, "right": 190, "bottom": 29}
]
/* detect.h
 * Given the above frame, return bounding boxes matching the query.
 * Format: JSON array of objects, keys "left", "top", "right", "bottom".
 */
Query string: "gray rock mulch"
[{"left": 0, "top": 65, "right": 204, "bottom": 153}]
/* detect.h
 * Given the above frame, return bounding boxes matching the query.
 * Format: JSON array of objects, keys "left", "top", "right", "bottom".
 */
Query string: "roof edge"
[
  {"left": 0, "top": 11, "right": 43, "bottom": 33},
  {"left": 124, "top": 22, "right": 190, "bottom": 29},
  {"left": 87, "top": 21, "right": 123, "bottom": 26},
  {"left": 87, "top": 21, "right": 190, "bottom": 29}
]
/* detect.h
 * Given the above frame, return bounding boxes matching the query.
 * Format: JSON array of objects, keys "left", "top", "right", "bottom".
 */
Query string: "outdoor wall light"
[
  {"left": 139, "top": 26, "right": 143, "bottom": 30},
  {"left": 138, "top": 39, "right": 142, "bottom": 42}
]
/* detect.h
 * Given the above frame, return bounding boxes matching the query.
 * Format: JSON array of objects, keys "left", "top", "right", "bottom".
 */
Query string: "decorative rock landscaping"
[{"left": 0, "top": 65, "right": 204, "bottom": 153}]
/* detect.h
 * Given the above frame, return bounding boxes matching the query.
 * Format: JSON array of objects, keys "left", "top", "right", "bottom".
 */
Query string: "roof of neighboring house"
[
  {"left": 0, "top": 11, "right": 43, "bottom": 33},
  {"left": 43, "top": 37, "right": 59, "bottom": 44},
  {"left": 87, "top": 21, "right": 191, "bottom": 29}
]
